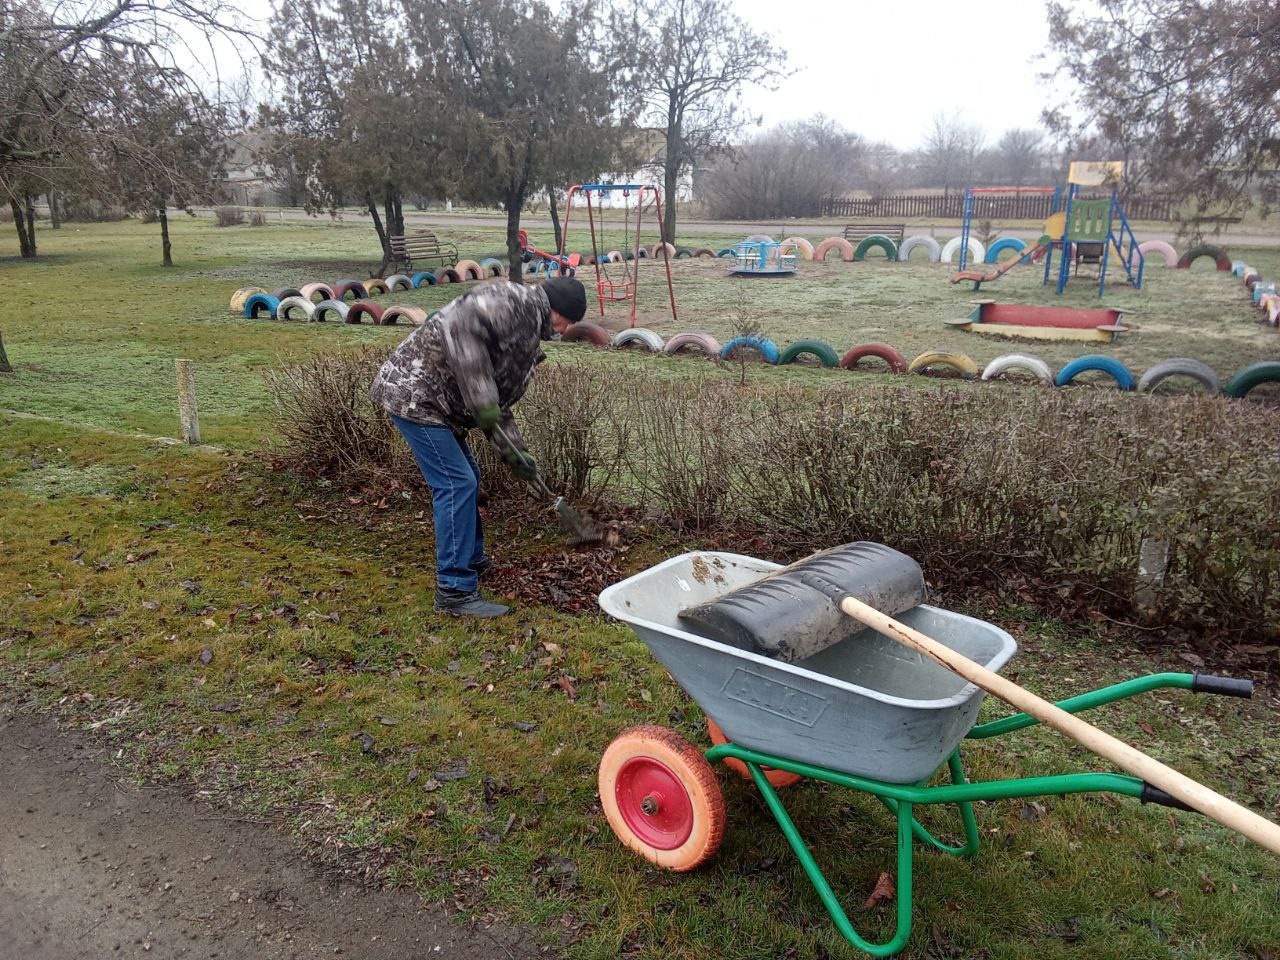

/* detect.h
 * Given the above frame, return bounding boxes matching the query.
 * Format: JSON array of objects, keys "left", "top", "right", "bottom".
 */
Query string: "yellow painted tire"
[
  {"left": 230, "top": 286, "right": 267, "bottom": 315},
  {"left": 908, "top": 350, "right": 980, "bottom": 379},
  {"left": 782, "top": 237, "right": 814, "bottom": 260},
  {"left": 363, "top": 278, "right": 390, "bottom": 296}
]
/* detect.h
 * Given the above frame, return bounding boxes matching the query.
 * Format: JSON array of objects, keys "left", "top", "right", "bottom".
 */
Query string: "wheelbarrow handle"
[{"left": 837, "top": 593, "right": 1280, "bottom": 857}]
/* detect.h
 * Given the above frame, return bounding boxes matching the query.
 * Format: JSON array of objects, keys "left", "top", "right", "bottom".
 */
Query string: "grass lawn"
[{"left": 2, "top": 215, "right": 1279, "bottom": 959}]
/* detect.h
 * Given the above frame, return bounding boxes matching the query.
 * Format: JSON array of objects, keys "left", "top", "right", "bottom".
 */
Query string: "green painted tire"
[
  {"left": 1224, "top": 361, "right": 1280, "bottom": 398},
  {"left": 854, "top": 234, "right": 898, "bottom": 262},
  {"left": 778, "top": 339, "right": 839, "bottom": 368}
]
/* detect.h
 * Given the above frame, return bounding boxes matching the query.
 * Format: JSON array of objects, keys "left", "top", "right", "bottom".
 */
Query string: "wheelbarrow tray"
[{"left": 599, "top": 552, "right": 1016, "bottom": 784}]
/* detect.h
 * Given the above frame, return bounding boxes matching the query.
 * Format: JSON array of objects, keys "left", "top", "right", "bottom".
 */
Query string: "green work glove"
[
  {"left": 505, "top": 447, "right": 540, "bottom": 484},
  {"left": 474, "top": 403, "right": 503, "bottom": 432}
]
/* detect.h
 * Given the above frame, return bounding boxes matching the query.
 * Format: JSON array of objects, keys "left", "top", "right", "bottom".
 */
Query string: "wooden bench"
[
  {"left": 842, "top": 222, "right": 906, "bottom": 246},
  {"left": 388, "top": 230, "right": 459, "bottom": 269}
]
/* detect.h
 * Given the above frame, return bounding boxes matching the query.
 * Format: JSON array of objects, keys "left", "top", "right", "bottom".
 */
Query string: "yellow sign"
[{"left": 1068, "top": 161, "right": 1125, "bottom": 186}]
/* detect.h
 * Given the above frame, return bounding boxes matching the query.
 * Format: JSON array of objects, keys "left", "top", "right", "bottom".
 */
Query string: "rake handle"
[{"left": 839, "top": 594, "right": 1280, "bottom": 856}]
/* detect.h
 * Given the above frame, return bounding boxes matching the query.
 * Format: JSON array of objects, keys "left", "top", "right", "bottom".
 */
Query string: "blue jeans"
[{"left": 391, "top": 415, "right": 485, "bottom": 592}]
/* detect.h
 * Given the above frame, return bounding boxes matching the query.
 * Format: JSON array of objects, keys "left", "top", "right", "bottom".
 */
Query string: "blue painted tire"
[
  {"left": 1054, "top": 355, "right": 1135, "bottom": 390},
  {"left": 717, "top": 248, "right": 735, "bottom": 258},
  {"left": 478, "top": 257, "right": 504, "bottom": 277},
  {"left": 984, "top": 237, "right": 1029, "bottom": 263},
  {"left": 720, "top": 335, "right": 780, "bottom": 364},
  {"left": 411, "top": 271, "right": 436, "bottom": 287},
  {"left": 243, "top": 293, "right": 280, "bottom": 319}
]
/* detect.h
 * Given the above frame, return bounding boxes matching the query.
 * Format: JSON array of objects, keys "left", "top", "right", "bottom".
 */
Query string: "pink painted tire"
[
  {"left": 692, "top": 247, "right": 716, "bottom": 258},
  {"left": 346, "top": 299, "right": 384, "bottom": 325},
  {"left": 380, "top": 305, "right": 428, "bottom": 326},
  {"left": 455, "top": 259, "right": 483, "bottom": 281},
  {"left": 1137, "top": 240, "right": 1178, "bottom": 268},
  {"left": 605, "top": 250, "right": 623, "bottom": 263},
  {"left": 662, "top": 332, "right": 723, "bottom": 360},
  {"left": 839, "top": 342, "right": 908, "bottom": 374},
  {"left": 648, "top": 242, "right": 677, "bottom": 259},
  {"left": 813, "top": 237, "right": 855, "bottom": 262},
  {"left": 299, "top": 282, "right": 336, "bottom": 302}
]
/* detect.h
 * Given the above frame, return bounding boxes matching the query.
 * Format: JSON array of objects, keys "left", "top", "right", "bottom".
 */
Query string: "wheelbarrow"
[{"left": 596, "top": 551, "right": 1257, "bottom": 957}]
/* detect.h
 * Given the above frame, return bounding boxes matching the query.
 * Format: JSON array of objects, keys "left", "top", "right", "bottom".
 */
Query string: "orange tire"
[
  {"left": 706, "top": 717, "right": 803, "bottom": 789},
  {"left": 363, "top": 278, "right": 390, "bottom": 296},
  {"left": 813, "top": 237, "right": 855, "bottom": 262},
  {"left": 455, "top": 259, "right": 483, "bottom": 281},
  {"left": 598, "top": 725, "right": 726, "bottom": 872}
]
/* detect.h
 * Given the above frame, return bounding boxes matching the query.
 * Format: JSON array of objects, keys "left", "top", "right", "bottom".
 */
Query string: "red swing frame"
[{"left": 558, "top": 183, "right": 678, "bottom": 328}]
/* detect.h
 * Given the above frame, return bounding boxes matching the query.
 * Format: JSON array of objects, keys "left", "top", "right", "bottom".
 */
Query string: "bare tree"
[
  {"left": 0, "top": 0, "right": 254, "bottom": 257},
  {"left": 412, "top": 0, "right": 636, "bottom": 277},
  {"left": 703, "top": 116, "right": 865, "bottom": 219},
  {"left": 628, "top": 0, "right": 787, "bottom": 241},
  {"left": 0, "top": 330, "right": 12, "bottom": 373},
  {"left": 1045, "top": 0, "right": 1280, "bottom": 226},
  {"left": 104, "top": 62, "right": 232, "bottom": 266},
  {"left": 994, "top": 128, "right": 1045, "bottom": 185},
  {"left": 919, "top": 112, "right": 986, "bottom": 193}
]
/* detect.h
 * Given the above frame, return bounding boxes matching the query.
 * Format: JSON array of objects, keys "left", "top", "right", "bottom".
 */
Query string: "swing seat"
[{"left": 599, "top": 278, "right": 635, "bottom": 301}]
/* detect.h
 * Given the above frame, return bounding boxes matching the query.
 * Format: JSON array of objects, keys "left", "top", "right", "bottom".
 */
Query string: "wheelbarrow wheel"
[
  {"left": 706, "top": 717, "right": 803, "bottom": 789},
  {"left": 599, "top": 725, "right": 725, "bottom": 872}
]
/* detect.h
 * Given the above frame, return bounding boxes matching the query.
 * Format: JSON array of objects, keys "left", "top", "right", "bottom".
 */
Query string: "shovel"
[{"left": 492, "top": 425, "right": 603, "bottom": 546}]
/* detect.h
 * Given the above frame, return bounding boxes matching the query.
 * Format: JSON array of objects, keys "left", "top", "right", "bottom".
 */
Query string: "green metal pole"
[
  {"left": 966, "top": 673, "right": 1194, "bottom": 739},
  {"left": 747, "top": 760, "right": 916, "bottom": 956}
]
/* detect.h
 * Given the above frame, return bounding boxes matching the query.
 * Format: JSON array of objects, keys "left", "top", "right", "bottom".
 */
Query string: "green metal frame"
[{"left": 703, "top": 672, "right": 1203, "bottom": 957}]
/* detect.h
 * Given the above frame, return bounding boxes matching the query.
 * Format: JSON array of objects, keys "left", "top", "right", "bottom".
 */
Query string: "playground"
[{"left": 3, "top": 211, "right": 1280, "bottom": 960}]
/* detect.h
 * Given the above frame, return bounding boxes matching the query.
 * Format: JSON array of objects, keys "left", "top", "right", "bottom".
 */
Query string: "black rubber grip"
[
  {"left": 1140, "top": 783, "right": 1195, "bottom": 813},
  {"left": 1191, "top": 674, "right": 1254, "bottom": 699}
]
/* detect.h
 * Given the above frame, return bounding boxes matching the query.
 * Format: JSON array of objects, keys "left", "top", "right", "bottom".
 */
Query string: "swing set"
[{"left": 557, "top": 183, "right": 678, "bottom": 328}]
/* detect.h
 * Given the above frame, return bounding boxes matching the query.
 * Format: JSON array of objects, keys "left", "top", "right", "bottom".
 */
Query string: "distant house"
[{"left": 219, "top": 130, "right": 292, "bottom": 207}]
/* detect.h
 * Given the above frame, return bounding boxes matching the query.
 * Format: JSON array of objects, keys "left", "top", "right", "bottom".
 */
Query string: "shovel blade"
[{"left": 553, "top": 497, "right": 602, "bottom": 545}]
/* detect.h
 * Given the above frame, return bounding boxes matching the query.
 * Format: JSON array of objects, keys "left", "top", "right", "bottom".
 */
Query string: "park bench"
[
  {"left": 842, "top": 222, "right": 905, "bottom": 246},
  {"left": 388, "top": 230, "right": 459, "bottom": 269}
]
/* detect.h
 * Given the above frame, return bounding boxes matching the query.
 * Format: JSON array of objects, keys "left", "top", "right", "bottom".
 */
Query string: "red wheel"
[
  {"left": 599, "top": 726, "right": 725, "bottom": 871},
  {"left": 706, "top": 717, "right": 802, "bottom": 789}
]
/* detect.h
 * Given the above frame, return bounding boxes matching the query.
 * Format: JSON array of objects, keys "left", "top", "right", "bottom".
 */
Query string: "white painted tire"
[
  {"left": 384, "top": 273, "right": 414, "bottom": 291},
  {"left": 940, "top": 237, "right": 985, "bottom": 265},
  {"left": 1137, "top": 357, "right": 1220, "bottom": 394},
  {"left": 276, "top": 295, "right": 317, "bottom": 321},
  {"left": 743, "top": 234, "right": 774, "bottom": 243},
  {"left": 611, "top": 328, "right": 665, "bottom": 351},
  {"left": 312, "top": 298, "right": 350, "bottom": 322},
  {"left": 1137, "top": 240, "right": 1178, "bottom": 268},
  {"left": 782, "top": 237, "right": 815, "bottom": 260},
  {"left": 981, "top": 353, "right": 1054, "bottom": 383},
  {"left": 898, "top": 235, "right": 941, "bottom": 262}
]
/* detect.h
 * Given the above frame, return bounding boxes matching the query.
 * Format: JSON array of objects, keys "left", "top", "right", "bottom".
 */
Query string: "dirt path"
[{"left": 0, "top": 706, "right": 544, "bottom": 960}]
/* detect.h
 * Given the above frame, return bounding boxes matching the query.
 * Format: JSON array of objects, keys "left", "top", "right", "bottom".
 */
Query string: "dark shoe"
[
  {"left": 434, "top": 587, "right": 509, "bottom": 618},
  {"left": 473, "top": 554, "right": 493, "bottom": 577}
]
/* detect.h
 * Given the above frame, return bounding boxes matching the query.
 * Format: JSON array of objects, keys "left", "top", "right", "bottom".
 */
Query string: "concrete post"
[{"left": 175, "top": 358, "right": 200, "bottom": 444}]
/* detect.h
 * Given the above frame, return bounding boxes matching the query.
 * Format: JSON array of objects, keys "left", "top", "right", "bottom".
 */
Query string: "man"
[{"left": 370, "top": 275, "right": 587, "bottom": 618}]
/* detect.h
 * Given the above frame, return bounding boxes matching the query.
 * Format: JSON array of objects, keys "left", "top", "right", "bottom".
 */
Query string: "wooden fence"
[{"left": 821, "top": 193, "right": 1174, "bottom": 221}]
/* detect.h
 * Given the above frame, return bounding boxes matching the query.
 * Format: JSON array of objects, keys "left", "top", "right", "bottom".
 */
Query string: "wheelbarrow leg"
[
  {"left": 878, "top": 750, "right": 981, "bottom": 858},
  {"left": 746, "top": 761, "right": 915, "bottom": 957}
]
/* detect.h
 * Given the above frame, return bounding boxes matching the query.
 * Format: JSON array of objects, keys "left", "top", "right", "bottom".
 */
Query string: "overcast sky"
[{"left": 733, "top": 1, "right": 1063, "bottom": 148}]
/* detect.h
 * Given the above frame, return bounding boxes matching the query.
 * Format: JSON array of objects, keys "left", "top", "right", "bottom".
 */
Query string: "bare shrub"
[
  {"left": 249, "top": 210, "right": 268, "bottom": 227},
  {"left": 215, "top": 206, "right": 245, "bottom": 227},
  {"left": 267, "top": 348, "right": 1280, "bottom": 638}
]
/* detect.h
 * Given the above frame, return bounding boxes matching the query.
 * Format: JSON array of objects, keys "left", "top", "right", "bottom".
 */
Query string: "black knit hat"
[{"left": 542, "top": 276, "right": 587, "bottom": 324}]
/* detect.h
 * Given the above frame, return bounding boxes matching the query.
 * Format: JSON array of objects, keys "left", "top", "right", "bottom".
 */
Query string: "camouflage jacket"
[{"left": 369, "top": 281, "right": 552, "bottom": 456}]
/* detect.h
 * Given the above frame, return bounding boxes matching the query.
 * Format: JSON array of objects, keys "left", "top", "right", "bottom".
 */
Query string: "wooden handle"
[{"left": 839, "top": 595, "right": 1280, "bottom": 856}]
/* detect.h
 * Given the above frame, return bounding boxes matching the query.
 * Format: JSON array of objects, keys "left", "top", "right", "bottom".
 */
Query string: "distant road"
[{"left": 183, "top": 207, "right": 1280, "bottom": 247}]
